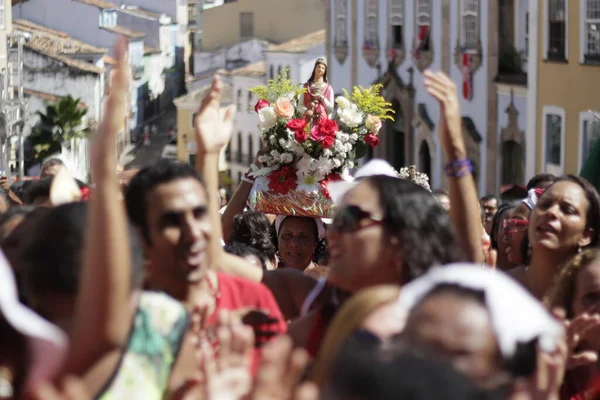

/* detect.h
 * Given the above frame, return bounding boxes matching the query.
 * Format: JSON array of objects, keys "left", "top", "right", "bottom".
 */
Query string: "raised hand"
[
  {"left": 564, "top": 313, "right": 600, "bottom": 369},
  {"left": 194, "top": 75, "right": 236, "bottom": 155},
  {"left": 423, "top": 70, "right": 466, "bottom": 158},
  {"left": 251, "top": 335, "right": 318, "bottom": 400}
]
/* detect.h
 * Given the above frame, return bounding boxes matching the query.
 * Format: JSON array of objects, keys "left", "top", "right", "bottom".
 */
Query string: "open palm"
[{"left": 194, "top": 76, "right": 236, "bottom": 154}]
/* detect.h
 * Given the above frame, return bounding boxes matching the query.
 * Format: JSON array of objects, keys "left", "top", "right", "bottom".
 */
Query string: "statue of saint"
[{"left": 298, "top": 58, "right": 334, "bottom": 124}]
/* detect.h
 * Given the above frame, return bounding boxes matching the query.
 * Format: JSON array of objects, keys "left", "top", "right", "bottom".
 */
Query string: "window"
[
  {"left": 247, "top": 135, "right": 254, "bottom": 163},
  {"left": 584, "top": 0, "right": 600, "bottom": 62},
  {"left": 240, "top": 12, "right": 254, "bottom": 38},
  {"left": 237, "top": 89, "right": 242, "bottom": 109},
  {"left": 542, "top": 106, "right": 565, "bottom": 172},
  {"left": 247, "top": 91, "right": 253, "bottom": 113},
  {"left": 461, "top": 0, "right": 479, "bottom": 51},
  {"left": 580, "top": 112, "right": 600, "bottom": 168},
  {"left": 269, "top": 65, "right": 274, "bottom": 79},
  {"left": 547, "top": 0, "right": 566, "bottom": 60},
  {"left": 277, "top": 65, "right": 282, "bottom": 78},
  {"left": 390, "top": 0, "right": 404, "bottom": 49},
  {"left": 364, "top": 0, "right": 378, "bottom": 49},
  {"left": 335, "top": 0, "right": 348, "bottom": 48},
  {"left": 417, "top": 0, "right": 432, "bottom": 51},
  {"left": 188, "top": 4, "right": 197, "bottom": 24},
  {"left": 0, "top": 2, "right": 5, "bottom": 30},
  {"left": 237, "top": 133, "right": 243, "bottom": 163}
]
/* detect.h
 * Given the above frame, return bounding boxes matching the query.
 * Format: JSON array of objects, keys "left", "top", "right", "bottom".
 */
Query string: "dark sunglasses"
[{"left": 331, "top": 205, "right": 384, "bottom": 233}]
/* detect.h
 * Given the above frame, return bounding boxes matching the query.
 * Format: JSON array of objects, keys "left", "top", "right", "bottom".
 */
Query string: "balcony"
[{"left": 495, "top": 45, "right": 527, "bottom": 86}]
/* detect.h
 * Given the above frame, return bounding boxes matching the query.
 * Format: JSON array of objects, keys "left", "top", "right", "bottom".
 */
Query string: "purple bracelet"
[{"left": 445, "top": 159, "right": 473, "bottom": 178}]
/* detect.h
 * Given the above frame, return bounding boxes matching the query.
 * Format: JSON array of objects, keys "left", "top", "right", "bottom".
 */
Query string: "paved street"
[{"left": 126, "top": 106, "right": 177, "bottom": 170}]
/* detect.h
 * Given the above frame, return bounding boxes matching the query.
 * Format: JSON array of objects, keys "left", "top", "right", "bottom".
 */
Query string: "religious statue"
[{"left": 298, "top": 58, "right": 334, "bottom": 124}]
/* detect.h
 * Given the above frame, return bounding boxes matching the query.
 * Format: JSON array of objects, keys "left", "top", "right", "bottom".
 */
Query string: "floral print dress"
[{"left": 97, "top": 292, "right": 188, "bottom": 400}]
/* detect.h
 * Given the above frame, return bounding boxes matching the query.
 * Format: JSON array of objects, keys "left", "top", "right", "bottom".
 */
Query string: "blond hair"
[{"left": 310, "top": 285, "right": 400, "bottom": 387}]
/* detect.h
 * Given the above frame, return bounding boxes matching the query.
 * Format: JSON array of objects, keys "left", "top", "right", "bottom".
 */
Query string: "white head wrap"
[
  {"left": 0, "top": 250, "right": 68, "bottom": 393},
  {"left": 522, "top": 188, "right": 545, "bottom": 210},
  {"left": 397, "top": 263, "right": 564, "bottom": 359},
  {"left": 275, "top": 215, "right": 326, "bottom": 240}
]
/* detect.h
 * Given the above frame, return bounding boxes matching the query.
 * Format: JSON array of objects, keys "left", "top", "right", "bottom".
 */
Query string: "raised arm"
[
  {"left": 62, "top": 37, "right": 132, "bottom": 374},
  {"left": 424, "top": 71, "right": 483, "bottom": 263},
  {"left": 194, "top": 75, "right": 236, "bottom": 269}
]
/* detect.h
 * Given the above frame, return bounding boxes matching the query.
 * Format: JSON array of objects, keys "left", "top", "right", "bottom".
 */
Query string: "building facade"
[
  {"left": 201, "top": 0, "right": 326, "bottom": 52},
  {"left": 326, "top": 0, "right": 536, "bottom": 194},
  {"left": 528, "top": 0, "right": 600, "bottom": 176}
]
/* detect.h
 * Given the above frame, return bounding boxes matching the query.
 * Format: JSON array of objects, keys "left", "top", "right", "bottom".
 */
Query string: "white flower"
[
  {"left": 280, "top": 153, "right": 294, "bottom": 164},
  {"left": 290, "top": 141, "right": 306, "bottom": 156},
  {"left": 253, "top": 176, "right": 270, "bottom": 192},
  {"left": 323, "top": 149, "right": 333, "bottom": 157},
  {"left": 314, "top": 156, "right": 333, "bottom": 179},
  {"left": 346, "top": 160, "right": 355, "bottom": 169},
  {"left": 296, "top": 156, "right": 316, "bottom": 178},
  {"left": 350, "top": 133, "right": 359, "bottom": 142},
  {"left": 333, "top": 158, "right": 342, "bottom": 168},
  {"left": 338, "top": 106, "right": 364, "bottom": 128},
  {"left": 335, "top": 96, "right": 351, "bottom": 110},
  {"left": 269, "top": 136, "right": 277, "bottom": 145},
  {"left": 296, "top": 174, "right": 321, "bottom": 194},
  {"left": 258, "top": 107, "right": 278, "bottom": 130},
  {"left": 249, "top": 163, "right": 276, "bottom": 178}
]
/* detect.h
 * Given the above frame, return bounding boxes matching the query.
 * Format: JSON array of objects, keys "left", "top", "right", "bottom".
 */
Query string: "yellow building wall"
[
  {"left": 202, "top": 0, "right": 325, "bottom": 50},
  {"left": 536, "top": 0, "right": 600, "bottom": 174}
]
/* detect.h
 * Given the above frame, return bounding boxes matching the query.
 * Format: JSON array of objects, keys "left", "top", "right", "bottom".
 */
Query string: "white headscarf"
[
  {"left": 275, "top": 215, "right": 326, "bottom": 240},
  {"left": 397, "top": 263, "right": 564, "bottom": 359},
  {"left": 0, "top": 250, "right": 68, "bottom": 393},
  {"left": 522, "top": 188, "right": 545, "bottom": 210}
]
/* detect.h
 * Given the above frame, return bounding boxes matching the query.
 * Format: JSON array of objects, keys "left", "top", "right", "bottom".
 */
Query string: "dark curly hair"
[
  {"left": 364, "top": 175, "right": 463, "bottom": 284},
  {"left": 228, "top": 212, "right": 277, "bottom": 263},
  {"left": 490, "top": 204, "right": 515, "bottom": 251}
]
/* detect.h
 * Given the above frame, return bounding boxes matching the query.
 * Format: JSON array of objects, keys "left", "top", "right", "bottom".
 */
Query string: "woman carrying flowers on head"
[{"left": 298, "top": 58, "right": 334, "bottom": 124}]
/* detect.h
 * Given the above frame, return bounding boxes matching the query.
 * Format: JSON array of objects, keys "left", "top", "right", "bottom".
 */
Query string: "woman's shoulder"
[{"left": 505, "top": 266, "right": 528, "bottom": 284}]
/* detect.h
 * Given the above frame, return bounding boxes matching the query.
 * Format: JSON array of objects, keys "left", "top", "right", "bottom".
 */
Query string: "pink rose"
[
  {"left": 365, "top": 115, "right": 382, "bottom": 133},
  {"left": 274, "top": 98, "right": 295, "bottom": 119},
  {"left": 310, "top": 124, "right": 326, "bottom": 142},
  {"left": 254, "top": 99, "right": 270, "bottom": 113},
  {"left": 364, "top": 133, "right": 380, "bottom": 147}
]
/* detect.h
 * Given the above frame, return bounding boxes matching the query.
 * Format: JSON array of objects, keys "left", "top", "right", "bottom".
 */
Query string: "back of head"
[
  {"left": 527, "top": 173, "right": 556, "bottom": 190},
  {"left": 40, "top": 158, "right": 65, "bottom": 178},
  {"left": 365, "top": 175, "right": 462, "bottom": 283},
  {"left": 326, "top": 335, "right": 503, "bottom": 400},
  {"left": 20, "top": 202, "right": 144, "bottom": 301},
  {"left": 224, "top": 241, "right": 267, "bottom": 270},
  {"left": 24, "top": 178, "right": 54, "bottom": 205},
  {"left": 125, "top": 159, "right": 204, "bottom": 243},
  {"left": 228, "top": 211, "right": 276, "bottom": 261}
]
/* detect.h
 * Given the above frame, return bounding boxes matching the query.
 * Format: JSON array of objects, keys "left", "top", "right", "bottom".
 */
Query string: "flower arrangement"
[{"left": 247, "top": 69, "right": 394, "bottom": 217}]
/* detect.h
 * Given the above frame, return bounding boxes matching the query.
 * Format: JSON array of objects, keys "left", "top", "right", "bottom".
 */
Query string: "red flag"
[
  {"left": 413, "top": 26, "right": 429, "bottom": 59},
  {"left": 462, "top": 53, "right": 473, "bottom": 100}
]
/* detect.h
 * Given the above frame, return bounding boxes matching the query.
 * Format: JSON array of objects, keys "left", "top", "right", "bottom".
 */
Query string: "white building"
[
  {"left": 265, "top": 29, "right": 326, "bottom": 84},
  {"left": 326, "top": 0, "right": 530, "bottom": 194},
  {"left": 193, "top": 38, "right": 272, "bottom": 79},
  {"left": 229, "top": 61, "right": 266, "bottom": 184},
  {"left": 12, "top": 19, "right": 108, "bottom": 179},
  {"left": 12, "top": 0, "right": 148, "bottom": 133}
]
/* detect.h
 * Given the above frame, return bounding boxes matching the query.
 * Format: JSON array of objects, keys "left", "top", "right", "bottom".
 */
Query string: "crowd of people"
[{"left": 3, "top": 37, "right": 600, "bottom": 400}]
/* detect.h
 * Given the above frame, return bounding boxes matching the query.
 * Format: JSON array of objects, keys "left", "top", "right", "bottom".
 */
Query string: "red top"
[{"left": 209, "top": 272, "right": 288, "bottom": 374}]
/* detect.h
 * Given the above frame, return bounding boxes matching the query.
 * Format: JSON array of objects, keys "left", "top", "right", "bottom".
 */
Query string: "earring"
[{"left": 578, "top": 246, "right": 582, "bottom": 253}]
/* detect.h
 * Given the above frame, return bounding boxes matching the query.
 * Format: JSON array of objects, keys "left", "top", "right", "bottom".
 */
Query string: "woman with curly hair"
[{"left": 547, "top": 249, "right": 600, "bottom": 399}]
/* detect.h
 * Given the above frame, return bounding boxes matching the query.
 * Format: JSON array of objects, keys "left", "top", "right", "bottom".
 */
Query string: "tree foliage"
[{"left": 27, "top": 95, "right": 89, "bottom": 167}]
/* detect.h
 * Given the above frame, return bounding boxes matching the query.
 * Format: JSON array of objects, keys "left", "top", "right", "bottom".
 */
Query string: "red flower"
[
  {"left": 254, "top": 99, "right": 270, "bottom": 113},
  {"left": 286, "top": 119, "right": 307, "bottom": 132},
  {"left": 268, "top": 166, "right": 298, "bottom": 195},
  {"left": 310, "top": 118, "right": 338, "bottom": 142},
  {"left": 364, "top": 133, "right": 380, "bottom": 147},
  {"left": 294, "top": 129, "right": 308, "bottom": 143},
  {"left": 321, "top": 135, "right": 335, "bottom": 149},
  {"left": 320, "top": 173, "right": 342, "bottom": 198}
]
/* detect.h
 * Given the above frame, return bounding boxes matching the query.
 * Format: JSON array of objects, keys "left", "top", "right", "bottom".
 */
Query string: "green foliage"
[
  {"left": 27, "top": 95, "right": 89, "bottom": 167},
  {"left": 342, "top": 84, "right": 395, "bottom": 121},
  {"left": 249, "top": 68, "right": 306, "bottom": 104}
]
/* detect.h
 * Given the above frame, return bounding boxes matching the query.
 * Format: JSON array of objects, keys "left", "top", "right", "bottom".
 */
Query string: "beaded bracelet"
[{"left": 445, "top": 159, "right": 473, "bottom": 178}]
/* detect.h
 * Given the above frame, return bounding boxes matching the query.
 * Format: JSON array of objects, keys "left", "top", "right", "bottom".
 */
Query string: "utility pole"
[{"left": 0, "top": 32, "right": 29, "bottom": 182}]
